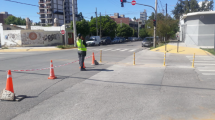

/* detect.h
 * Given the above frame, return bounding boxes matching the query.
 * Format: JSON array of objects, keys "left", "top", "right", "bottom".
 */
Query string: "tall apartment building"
[
  {"left": 38, "top": 0, "right": 78, "bottom": 26},
  {"left": 0, "top": 12, "right": 12, "bottom": 25},
  {"left": 140, "top": 9, "right": 147, "bottom": 24}
]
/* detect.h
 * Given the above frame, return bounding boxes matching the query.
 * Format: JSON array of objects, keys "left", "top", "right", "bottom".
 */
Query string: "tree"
[
  {"left": 116, "top": 23, "right": 133, "bottom": 37},
  {"left": 4, "top": 16, "right": 26, "bottom": 25},
  {"left": 139, "top": 28, "right": 149, "bottom": 38},
  {"left": 133, "top": 17, "right": 136, "bottom": 20},
  {"left": 91, "top": 16, "right": 93, "bottom": 20},
  {"left": 71, "top": 19, "right": 90, "bottom": 37},
  {"left": 89, "top": 15, "right": 117, "bottom": 38},
  {"left": 77, "top": 12, "right": 84, "bottom": 21},
  {"left": 189, "top": 0, "right": 199, "bottom": 12}
]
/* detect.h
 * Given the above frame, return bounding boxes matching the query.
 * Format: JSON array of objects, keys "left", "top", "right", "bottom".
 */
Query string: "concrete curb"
[{"left": 0, "top": 47, "right": 77, "bottom": 52}]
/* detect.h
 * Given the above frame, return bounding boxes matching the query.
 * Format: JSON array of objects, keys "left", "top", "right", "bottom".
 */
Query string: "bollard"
[
  {"left": 192, "top": 53, "right": 195, "bottom": 68},
  {"left": 100, "top": 50, "right": 102, "bottom": 63},
  {"left": 163, "top": 52, "right": 166, "bottom": 66},
  {"left": 133, "top": 52, "right": 135, "bottom": 65}
]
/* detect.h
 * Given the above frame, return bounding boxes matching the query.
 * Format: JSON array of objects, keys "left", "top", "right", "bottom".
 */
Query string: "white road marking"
[
  {"left": 129, "top": 49, "right": 136, "bottom": 52},
  {"left": 202, "top": 73, "right": 215, "bottom": 75},
  {"left": 198, "top": 70, "right": 215, "bottom": 72},
  {"left": 103, "top": 49, "right": 112, "bottom": 51},
  {"left": 192, "top": 61, "right": 215, "bottom": 62},
  {"left": 186, "top": 56, "right": 213, "bottom": 57},
  {"left": 194, "top": 64, "right": 215, "bottom": 65},
  {"left": 119, "top": 49, "right": 128, "bottom": 51}
]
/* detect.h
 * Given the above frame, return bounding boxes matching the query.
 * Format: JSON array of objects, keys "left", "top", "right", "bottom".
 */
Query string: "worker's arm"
[{"left": 83, "top": 40, "right": 87, "bottom": 47}]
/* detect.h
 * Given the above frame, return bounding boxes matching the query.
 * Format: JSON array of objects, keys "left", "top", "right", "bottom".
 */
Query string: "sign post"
[{"left": 61, "top": 30, "right": 65, "bottom": 45}]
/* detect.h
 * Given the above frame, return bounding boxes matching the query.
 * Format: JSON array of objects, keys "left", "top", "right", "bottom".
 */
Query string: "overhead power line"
[{"left": 4, "top": 0, "right": 39, "bottom": 7}]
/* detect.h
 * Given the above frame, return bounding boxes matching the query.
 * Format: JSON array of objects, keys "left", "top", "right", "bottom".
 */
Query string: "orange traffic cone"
[
  {"left": 48, "top": 60, "right": 57, "bottom": 79},
  {"left": 5, "top": 70, "right": 14, "bottom": 93},
  {"left": 79, "top": 62, "right": 86, "bottom": 69},
  {"left": 91, "top": 52, "right": 95, "bottom": 65},
  {"left": 83, "top": 62, "right": 86, "bottom": 68}
]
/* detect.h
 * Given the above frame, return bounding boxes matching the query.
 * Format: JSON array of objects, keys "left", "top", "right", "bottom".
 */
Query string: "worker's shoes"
[{"left": 80, "top": 68, "right": 86, "bottom": 71}]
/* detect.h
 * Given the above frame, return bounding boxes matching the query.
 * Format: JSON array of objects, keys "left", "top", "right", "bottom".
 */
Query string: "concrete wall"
[
  {"left": 21, "top": 30, "right": 63, "bottom": 46},
  {"left": 184, "top": 14, "right": 215, "bottom": 46},
  {"left": 17, "top": 25, "right": 64, "bottom": 31},
  {"left": 1, "top": 30, "right": 63, "bottom": 47},
  {"left": 2, "top": 30, "right": 22, "bottom": 46}
]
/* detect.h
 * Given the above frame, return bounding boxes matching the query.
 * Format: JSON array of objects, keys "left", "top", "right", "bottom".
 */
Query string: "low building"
[{"left": 180, "top": 11, "right": 215, "bottom": 47}]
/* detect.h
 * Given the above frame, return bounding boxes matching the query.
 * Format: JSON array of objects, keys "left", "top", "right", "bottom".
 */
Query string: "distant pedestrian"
[{"left": 76, "top": 33, "right": 87, "bottom": 71}]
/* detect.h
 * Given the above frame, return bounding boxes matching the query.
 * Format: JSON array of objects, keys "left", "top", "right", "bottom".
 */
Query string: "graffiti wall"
[
  {"left": 1, "top": 30, "right": 63, "bottom": 47},
  {"left": 2, "top": 30, "right": 22, "bottom": 47},
  {"left": 21, "top": 30, "right": 62, "bottom": 46}
]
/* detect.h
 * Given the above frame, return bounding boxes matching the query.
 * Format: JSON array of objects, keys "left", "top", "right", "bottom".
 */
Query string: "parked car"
[
  {"left": 121, "top": 37, "right": 126, "bottom": 42},
  {"left": 142, "top": 37, "right": 159, "bottom": 47},
  {"left": 131, "top": 37, "right": 138, "bottom": 41},
  {"left": 101, "top": 36, "right": 112, "bottom": 45},
  {"left": 128, "top": 37, "right": 133, "bottom": 42},
  {"left": 118, "top": 37, "right": 124, "bottom": 43},
  {"left": 112, "top": 37, "right": 119, "bottom": 44},
  {"left": 86, "top": 36, "right": 101, "bottom": 46},
  {"left": 138, "top": 37, "right": 142, "bottom": 41}
]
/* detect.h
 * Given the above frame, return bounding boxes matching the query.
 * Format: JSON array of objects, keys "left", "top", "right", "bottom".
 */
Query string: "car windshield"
[
  {"left": 101, "top": 37, "right": 107, "bottom": 40},
  {"left": 87, "top": 38, "right": 95, "bottom": 41},
  {"left": 144, "top": 38, "right": 153, "bottom": 41}
]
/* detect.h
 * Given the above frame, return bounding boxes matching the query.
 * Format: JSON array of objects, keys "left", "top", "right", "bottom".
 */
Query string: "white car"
[{"left": 86, "top": 36, "right": 101, "bottom": 46}]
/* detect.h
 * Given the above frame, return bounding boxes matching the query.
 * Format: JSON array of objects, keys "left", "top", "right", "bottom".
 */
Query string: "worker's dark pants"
[{"left": 78, "top": 51, "right": 86, "bottom": 68}]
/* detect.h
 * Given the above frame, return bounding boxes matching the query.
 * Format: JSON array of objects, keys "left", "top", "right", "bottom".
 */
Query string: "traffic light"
[
  {"left": 153, "top": 19, "right": 156, "bottom": 27},
  {"left": 120, "top": 0, "right": 127, "bottom": 7},
  {"left": 121, "top": 2, "right": 124, "bottom": 7}
]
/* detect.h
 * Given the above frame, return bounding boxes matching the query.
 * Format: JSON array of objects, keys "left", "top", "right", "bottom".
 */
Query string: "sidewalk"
[
  {"left": 151, "top": 42, "right": 212, "bottom": 56},
  {"left": 12, "top": 49, "right": 215, "bottom": 120},
  {"left": 0, "top": 46, "right": 62, "bottom": 52}
]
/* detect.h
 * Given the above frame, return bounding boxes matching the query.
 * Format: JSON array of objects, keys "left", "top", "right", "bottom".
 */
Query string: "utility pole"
[
  {"left": 120, "top": 20, "right": 122, "bottom": 27},
  {"left": 165, "top": 3, "right": 167, "bottom": 51},
  {"left": 100, "top": 12, "right": 102, "bottom": 39},
  {"left": 95, "top": 8, "right": 98, "bottom": 36},
  {"left": 63, "top": 0, "right": 66, "bottom": 45},
  {"left": 153, "top": 0, "right": 157, "bottom": 48},
  {"left": 72, "top": 0, "right": 77, "bottom": 47}
]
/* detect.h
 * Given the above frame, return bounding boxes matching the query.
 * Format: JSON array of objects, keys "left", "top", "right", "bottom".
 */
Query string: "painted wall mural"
[{"left": 21, "top": 31, "right": 61, "bottom": 45}]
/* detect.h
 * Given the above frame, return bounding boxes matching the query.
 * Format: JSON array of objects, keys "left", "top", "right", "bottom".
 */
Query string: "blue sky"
[{"left": 0, "top": 0, "right": 187, "bottom": 23}]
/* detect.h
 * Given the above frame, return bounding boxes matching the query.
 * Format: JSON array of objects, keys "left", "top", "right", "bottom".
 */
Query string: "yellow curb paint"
[{"left": 151, "top": 44, "right": 210, "bottom": 56}]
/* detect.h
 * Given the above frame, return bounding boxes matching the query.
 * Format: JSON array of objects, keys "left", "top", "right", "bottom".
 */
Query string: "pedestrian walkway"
[
  {"left": 12, "top": 49, "right": 215, "bottom": 120},
  {"left": 87, "top": 48, "right": 138, "bottom": 52},
  {"left": 151, "top": 44, "right": 211, "bottom": 55}
]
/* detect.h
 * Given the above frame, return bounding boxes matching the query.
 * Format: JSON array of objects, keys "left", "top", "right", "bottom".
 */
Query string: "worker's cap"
[{"left": 78, "top": 33, "right": 82, "bottom": 37}]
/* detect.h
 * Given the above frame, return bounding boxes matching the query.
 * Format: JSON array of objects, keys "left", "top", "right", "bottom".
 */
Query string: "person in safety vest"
[{"left": 77, "top": 33, "right": 87, "bottom": 71}]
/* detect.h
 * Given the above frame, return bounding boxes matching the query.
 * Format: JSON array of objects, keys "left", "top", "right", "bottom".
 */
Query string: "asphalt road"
[{"left": 0, "top": 41, "right": 145, "bottom": 120}]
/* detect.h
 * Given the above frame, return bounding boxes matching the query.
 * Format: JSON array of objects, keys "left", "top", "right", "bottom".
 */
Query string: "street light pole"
[
  {"left": 63, "top": 0, "right": 66, "bottom": 45},
  {"left": 96, "top": 8, "right": 98, "bottom": 36},
  {"left": 72, "top": 0, "right": 77, "bottom": 47},
  {"left": 153, "top": 0, "right": 157, "bottom": 48}
]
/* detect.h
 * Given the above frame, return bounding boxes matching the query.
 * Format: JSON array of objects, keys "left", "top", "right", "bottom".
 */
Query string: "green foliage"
[
  {"left": 201, "top": 48, "right": 215, "bottom": 55},
  {"left": 4, "top": 16, "right": 26, "bottom": 25},
  {"left": 139, "top": 28, "right": 149, "bottom": 38},
  {"left": 146, "top": 13, "right": 179, "bottom": 41},
  {"left": 116, "top": 23, "right": 133, "bottom": 37},
  {"left": 57, "top": 45, "right": 74, "bottom": 49},
  {"left": 172, "top": 0, "right": 214, "bottom": 19},
  {"left": 77, "top": 12, "right": 84, "bottom": 21},
  {"left": 133, "top": 17, "right": 136, "bottom": 20},
  {"left": 89, "top": 15, "right": 117, "bottom": 38},
  {"left": 71, "top": 19, "right": 90, "bottom": 37}
]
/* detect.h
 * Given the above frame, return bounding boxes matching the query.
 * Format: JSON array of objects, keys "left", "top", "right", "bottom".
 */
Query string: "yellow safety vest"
[{"left": 77, "top": 39, "right": 87, "bottom": 51}]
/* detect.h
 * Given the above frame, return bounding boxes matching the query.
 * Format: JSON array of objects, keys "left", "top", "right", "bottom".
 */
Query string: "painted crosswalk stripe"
[
  {"left": 198, "top": 70, "right": 215, "bottom": 71},
  {"left": 129, "top": 49, "right": 136, "bottom": 52},
  {"left": 202, "top": 73, "right": 215, "bottom": 75},
  {"left": 191, "top": 61, "right": 215, "bottom": 62},
  {"left": 120, "top": 49, "right": 128, "bottom": 51},
  {"left": 195, "top": 64, "right": 215, "bottom": 65}
]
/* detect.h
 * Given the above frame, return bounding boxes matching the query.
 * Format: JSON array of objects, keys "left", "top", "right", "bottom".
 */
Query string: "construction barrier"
[
  {"left": 163, "top": 52, "right": 166, "bottom": 66},
  {"left": 192, "top": 53, "right": 195, "bottom": 68}
]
